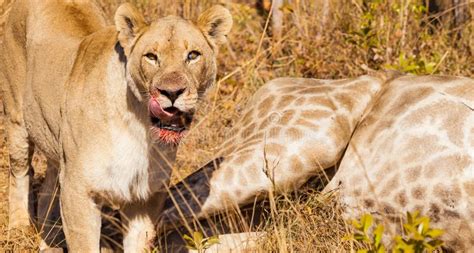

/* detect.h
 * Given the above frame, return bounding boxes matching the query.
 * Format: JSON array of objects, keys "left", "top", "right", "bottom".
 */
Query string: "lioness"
[{"left": 0, "top": 0, "right": 232, "bottom": 252}]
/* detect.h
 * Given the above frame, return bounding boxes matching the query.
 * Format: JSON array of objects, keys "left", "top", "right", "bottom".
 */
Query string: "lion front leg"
[
  {"left": 121, "top": 192, "right": 166, "bottom": 253},
  {"left": 60, "top": 177, "right": 102, "bottom": 253},
  {"left": 7, "top": 121, "right": 35, "bottom": 229}
]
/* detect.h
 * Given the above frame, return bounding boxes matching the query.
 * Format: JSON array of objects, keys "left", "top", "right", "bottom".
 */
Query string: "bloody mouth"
[{"left": 148, "top": 98, "right": 191, "bottom": 144}]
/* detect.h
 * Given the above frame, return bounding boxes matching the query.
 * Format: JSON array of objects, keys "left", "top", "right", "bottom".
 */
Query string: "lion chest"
[{"left": 86, "top": 117, "right": 152, "bottom": 204}]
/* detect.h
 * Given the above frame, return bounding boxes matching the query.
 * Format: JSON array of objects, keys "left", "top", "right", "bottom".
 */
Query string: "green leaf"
[
  {"left": 193, "top": 231, "right": 204, "bottom": 244},
  {"left": 361, "top": 214, "right": 373, "bottom": 233},
  {"left": 426, "top": 229, "right": 444, "bottom": 238},
  {"left": 183, "top": 234, "right": 197, "bottom": 250},
  {"left": 374, "top": 224, "right": 384, "bottom": 247}
]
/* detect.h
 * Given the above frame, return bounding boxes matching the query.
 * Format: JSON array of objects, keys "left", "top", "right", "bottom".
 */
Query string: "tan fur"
[
  {"left": 0, "top": 0, "right": 232, "bottom": 252},
  {"left": 162, "top": 74, "right": 473, "bottom": 251}
]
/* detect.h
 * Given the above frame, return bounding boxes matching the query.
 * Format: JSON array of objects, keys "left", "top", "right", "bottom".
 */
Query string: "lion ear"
[
  {"left": 197, "top": 5, "right": 233, "bottom": 48},
  {"left": 114, "top": 3, "right": 147, "bottom": 51}
]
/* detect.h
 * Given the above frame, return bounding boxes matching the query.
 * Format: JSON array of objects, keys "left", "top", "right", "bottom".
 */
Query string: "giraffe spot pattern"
[
  {"left": 300, "top": 109, "right": 332, "bottom": 120},
  {"left": 307, "top": 96, "right": 337, "bottom": 110},
  {"left": 411, "top": 186, "right": 425, "bottom": 200},
  {"left": 463, "top": 181, "right": 474, "bottom": 196},
  {"left": 405, "top": 166, "right": 422, "bottom": 183},
  {"left": 380, "top": 174, "right": 399, "bottom": 196},
  {"left": 267, "top": 127, "right": 281, "bottom": 138},
  {"left": 279, "top": 110, "right": 295, "bottom": 125},
  {"left": 293, "top": 118, "right": 318, "bottom": 129},
  {"left": 334, "top": 92, "right": 357, "bottom": 112},
  {"left": 425, "top": 155, "right": 471, "bottom": 177},
  {"left": 265, "top": 143, "right": 285, "bottom": 156},
  {"left": 276, "top": 95, "right": 297, "bottom": 109},
  {"left": 294, "top": 97, "right": 307, "bottom": 106},
  {"left": 286, "top": 127, "right": 303, "bottom": 140},
  {"left": 428, "top": 203, "right": 441, "bottom": 222},
  {"left": 257, "top": 97, "right": 274, "bottom": 118},
  {"left": 363, "top": 198, "right": 375, "bottom": 208},
  {"left": 395, "top": 190, "right": 408, "bottom": 207},
  {"left": 290, "top": 155, "right": 304, "bottom": 173},
  {"left": 434, "top": 183, "right": 462, "bottom": 208}
]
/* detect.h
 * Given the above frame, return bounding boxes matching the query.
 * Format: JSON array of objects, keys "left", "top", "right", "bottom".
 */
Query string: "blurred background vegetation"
[{"left": 0, "top": 0, "right": 472, "bottom": 251}]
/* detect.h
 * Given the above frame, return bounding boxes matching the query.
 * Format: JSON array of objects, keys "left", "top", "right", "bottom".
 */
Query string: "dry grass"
[{"left": 0, "top": 0, "right": 473, "bottom": 251}]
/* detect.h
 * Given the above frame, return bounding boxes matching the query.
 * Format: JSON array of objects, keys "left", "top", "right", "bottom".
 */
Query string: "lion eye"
[
  {"left": 144, "top": 53, "right": 158, "bottom": 64},
  {"left": 187, "top": 51, "right": 201, "bottom": 62}
]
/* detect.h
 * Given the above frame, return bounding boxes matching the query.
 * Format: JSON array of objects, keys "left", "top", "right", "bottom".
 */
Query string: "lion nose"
[{"left": 158, "top": 88, "right": 186, "bottom": 103}]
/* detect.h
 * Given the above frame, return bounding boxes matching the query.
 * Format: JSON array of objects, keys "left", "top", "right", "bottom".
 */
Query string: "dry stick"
[
  {"left": 430, "top": 50, "right": 450, "bottom": 74},
  {"left": 210, "top": 0, "right": 275, "bottom": 109},
  {"left": 271, "top": 0, "right": 284, "bottom": 40},
  {"left": 318, "top": 0, "right": 330, "bottom": 38}
]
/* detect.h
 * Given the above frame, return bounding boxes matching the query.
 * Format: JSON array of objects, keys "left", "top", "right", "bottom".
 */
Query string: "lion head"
[{"left": 114, "top": 3, "right": 232, "bottom": 143}]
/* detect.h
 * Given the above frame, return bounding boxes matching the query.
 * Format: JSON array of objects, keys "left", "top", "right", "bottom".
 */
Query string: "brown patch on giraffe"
[
  {"left": 381, "top": 202, "right": 396, "bottom": 215},
  {"left": 294, "top": 118, "right": 318, "bottom": 129},
  {"left": 268, "top": 127, "right": 282, "bottom": 138},
  {"left": 264, "top": 143, "right": 286, "bottom": 156},
  {"left": 363, "top": 199, "right": 375, "bottom": 208},
  {"left": 257, "top": 97, "right": 274, "bottom": 118},
  {"left": 444, "top": 209, "right": 461, "bottom": 219},
  {"left": 276, "top": 95, "right": 297, "bottom": 109},
  {"left": 307, "top": 96, "right": 337, "bottom": 110},
  {"left": 463, "top": 181, "right": 474, "bottom": 196},
  {"left": 405, "top": 166, "right": 422, "bottom": 182},
  {"left": 335, "top": 115, "right": 351, "bottom": 136},
  {"left": 233, "top": 153, "right": 253, "bottom": 166},
  {"left": 279, "top": 110, "right": 295, "bottom": 125},
  {"left": 366, "top": 119, "right": 394, "bottom": 145},
  {"left": 286, "top": 127, "right": 303, "bottom": 140},
  {"left": 425, "top": 154, "right": 471, "bottom": 177},
  {"left": 258, "top": 116, "right": 274, "bottom": 130},
  {"left": 387, "top": 87, "right": 434, "bottom": 119},
  {"left": 294, "top": 97, "right": 307, "bottom": 106},
  {"left": 379, "top": 174, "right": 399, "bottom": 196},
  {"left": 404, "top": 100, "right": 468, "bottom": 146},
  {"left": 334, "top": 92, "right": 357, "bottom": 112},
  {"left": 434, "top": 184, "right": 462, "bottom": 208},
  {"left": 327, "top": 115, "right": 352, "bottom": 150},
  {"left": 445, "top": 83, "right": 474, "bottom": 101},
  {"left": 290, "top": 155, "right": 304, "bottom": 173},
  {"left": 402, "top": 135, "right": 443, "bottom": 163},
  {"left": 395, "top": 190, "right": 408, "bottom": 207},
  {"left": 411, "top": 186, "right": 425, "bottom": 200},
  {"left": 428, "top": 203, "right": 441, "bottom": 222},
  {"left": 442, "top": 106, "right": 469, "bottom": 146},
  {"left": 278, "top": 86, "right": 304, "bottom": 93},
  {"left": 301, "top": 109, "right": 332, "bottom": 120},
  {"left": 352, "top": 189, "right": 361, "bottom": 196}
]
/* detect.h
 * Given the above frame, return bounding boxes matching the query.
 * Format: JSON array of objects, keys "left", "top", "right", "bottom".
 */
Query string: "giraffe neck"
[{"left": 159, "top": 75, "right": 388, "bottom": 228}]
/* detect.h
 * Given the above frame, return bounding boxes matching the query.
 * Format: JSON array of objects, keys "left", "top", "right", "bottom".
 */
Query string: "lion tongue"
[{"left": 149, "top": 98, "right": 173, "bottom": 119}]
